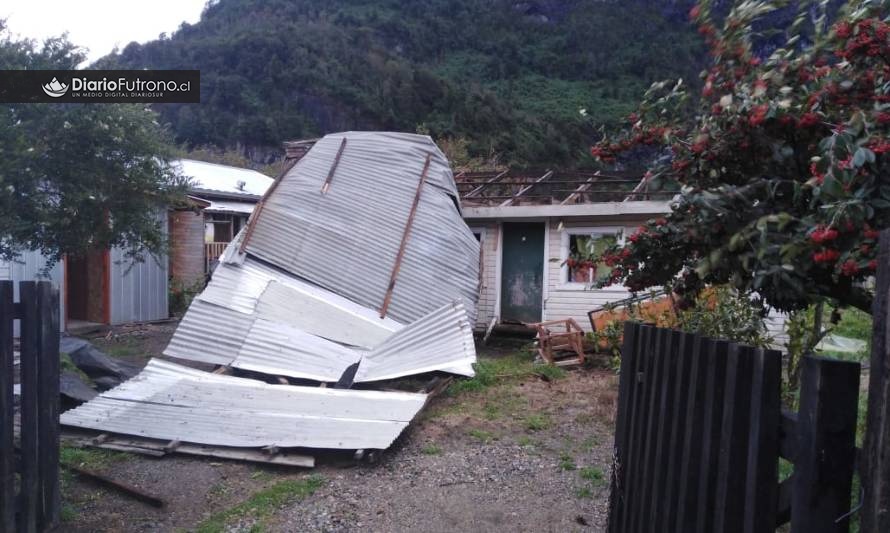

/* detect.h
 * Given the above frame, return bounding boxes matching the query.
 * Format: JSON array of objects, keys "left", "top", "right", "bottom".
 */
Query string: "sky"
[{"left": 2, "top": 0, "right": 209, "bottom": 64}]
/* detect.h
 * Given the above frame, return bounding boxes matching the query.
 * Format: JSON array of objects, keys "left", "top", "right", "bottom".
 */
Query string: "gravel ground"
[{"left": 59, "top": 326, "right": 619, "bottom": 532}]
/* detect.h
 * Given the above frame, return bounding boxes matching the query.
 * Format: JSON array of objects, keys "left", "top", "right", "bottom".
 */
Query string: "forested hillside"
[{"left": 103, "top": 0, "right": 709, "bottom": 165}]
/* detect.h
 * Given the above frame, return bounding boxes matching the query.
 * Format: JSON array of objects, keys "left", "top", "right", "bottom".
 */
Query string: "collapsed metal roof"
[{"left": 63, "top": 132, "right": 481, "bottom": 461}]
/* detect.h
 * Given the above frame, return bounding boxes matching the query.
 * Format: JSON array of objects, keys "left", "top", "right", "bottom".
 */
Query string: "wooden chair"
[{"left": 531, "top": 318, "right": 587, "bottom": 366}]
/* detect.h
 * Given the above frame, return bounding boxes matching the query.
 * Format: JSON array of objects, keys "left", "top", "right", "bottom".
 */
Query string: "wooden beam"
[
  {"left": 379, "top": 153, "right": 433, "bottom": 318},
  {"left": 320, "top": 137, "right": 347, "bottom": 194},
  {"left": 560, "top": 171, "right": 600, "bottom": 205},
  {"left": 464, "top": 169, "right": 509, "bottom": 198},
  {"left": 499, "top": 170, "right": 552, "bottom": 207}
]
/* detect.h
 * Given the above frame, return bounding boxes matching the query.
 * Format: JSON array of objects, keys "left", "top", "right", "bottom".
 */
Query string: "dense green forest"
[{"left": 102, "top": 0, "right": 707, "bottom": 166}]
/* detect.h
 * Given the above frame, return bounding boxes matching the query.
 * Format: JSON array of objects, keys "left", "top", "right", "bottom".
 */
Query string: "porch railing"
[{"left": 204, "top": 242, "right": 228, "bottom": 273}]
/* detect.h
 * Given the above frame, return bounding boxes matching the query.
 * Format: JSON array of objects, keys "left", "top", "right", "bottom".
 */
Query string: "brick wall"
[{"left": 169, "top": 210, "right": 206, "bottom": 288}]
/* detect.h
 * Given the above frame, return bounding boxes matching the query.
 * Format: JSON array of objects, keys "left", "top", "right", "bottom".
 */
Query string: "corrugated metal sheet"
[
  {"left": 196, "top": 255, "right": 401, "bottom": 348},
  {"left": 245, "top": 131, "right": 480, "bottom": 325},
  {"left": 61, "top": 359, "right": 427, "bottom": 450},
  {"left": 164, "top": 299, "right": 252, "bottom": 366},
  {"left": 166, "top": 250, "right": 476, "bottom": 382},
  {"left": 0, "top": 250, "right": 65, "bottom": 336},
  {"left": 357, "top": 300, "right": 476, "bottom": 382},
  {"left": 109, "top": 210, "right": 169, "bottom": 325},
  {"left": 109, "top": 246, "right": 169, "bottom": 325}
]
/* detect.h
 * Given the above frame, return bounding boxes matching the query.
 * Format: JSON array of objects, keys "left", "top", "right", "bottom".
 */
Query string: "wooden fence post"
[
  {"left": 36, "top": 282, "right": 60, "bottom": 530},
  {"left": 19, "top": 282, "right": 40, "bottom": 533},
  {"left": 863, "top": 229, "right": 890, "bottom": 533},
  {"left": 0, "top": 281, "right": 14, "bottom": 533},
  {"left": 791, "top": 355, "right": 860, "bottom": 533}
]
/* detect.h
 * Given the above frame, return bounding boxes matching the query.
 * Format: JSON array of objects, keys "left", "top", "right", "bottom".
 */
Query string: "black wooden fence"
[
  {"left": 1, "top": 281, "right": 61, "bottom": 533},
  {"left": 608, "top": 322, "right": 861, "bottom": 533}
]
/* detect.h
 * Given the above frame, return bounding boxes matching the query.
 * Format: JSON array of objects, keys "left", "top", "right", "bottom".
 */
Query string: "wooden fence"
[
  {"left": 1, "top": 281, "right": 61, "bottom": 533},
  {"left": 608, "top": 322, "right": 861, "bottom": 533}
]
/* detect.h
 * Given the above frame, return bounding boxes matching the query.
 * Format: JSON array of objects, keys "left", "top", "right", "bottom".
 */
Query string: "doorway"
[
  {"left": 65, "top": 249, "right": 109, "bottom": 328},
  {"left": 500, "top": 222, "right": 545, "bottom": 323}
]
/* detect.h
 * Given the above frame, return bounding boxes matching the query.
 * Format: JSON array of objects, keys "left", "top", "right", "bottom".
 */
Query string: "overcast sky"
[{"left": 2, "top": 0, "right": 208, "bottom": 64}]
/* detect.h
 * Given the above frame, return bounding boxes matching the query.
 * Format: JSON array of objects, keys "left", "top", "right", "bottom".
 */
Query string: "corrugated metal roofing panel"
[
  {"left": 244, "top": 131, "right": 480, "bottom": 325},
  {"left": 61, "top": 359, "right": 427, "bottom": 450},
  {"left": 164, "top": 299, "right": 251, "bottom": 366},
  {"left": 356, "top": 300, "right": 476, "bottom": 382},
  {"left": 197, "top": 255, "right": 402, "bottom": 348},
  {"left": 232, "top": 317, "right": 359, "bottom": 382}
]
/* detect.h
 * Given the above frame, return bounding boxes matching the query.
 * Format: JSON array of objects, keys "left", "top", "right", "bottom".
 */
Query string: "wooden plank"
[
  {"left": 18, "top": 282, "right": 39, "bottom": 533},
  {"left": 673, "top": 333, "right": 705, "bottom": 533},
  {"left": 379, "top": 153, "right": 433, "bottom": 318},
  {"left": 0, "top": 281, "right": 14, "bottom": 533},
  {"left": 662, "top": 331, "right": 697, "bottom": 531},
  {"left": 607, "top": 321, "right": 639, "bottom": 531},
  {"left": 618, "top": 324, "right": 655, "bottom": 532},
  {"left": 66, "top": 465, "right": 165, "bottom": 508},
  {"left": 791, "top": 355, "right": 860, "bottom": 533},
  {"left": 863, "top": 228, "right": 890, "bottom": 533},
  {"left": 36, "top": 282, "right": 61, "bottom": 530},
  {"left": 776, "top": 475, "right": 793, "bottom": 527},
  {"left": 647, "top": 329, "right": 683, "bottom": 532},
  {"left": 695, "top": 339, "right": 730, "bottom": 533},
  {"left": 742, "top": 348, "right": 781, "bottom": 533},
  {"left": 716, "top": 345, "right": 755, "bottom": 533},
  {"left": 320, "top": 137, "right": 347, "bottom": 194},
  {"left": 630, "top": 327, "right": 668, "bottom": 533}
]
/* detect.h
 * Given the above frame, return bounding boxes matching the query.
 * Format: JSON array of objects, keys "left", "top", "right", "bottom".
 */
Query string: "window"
[{"left": 560, "top": 227, "right": 625, "bottom": 286}]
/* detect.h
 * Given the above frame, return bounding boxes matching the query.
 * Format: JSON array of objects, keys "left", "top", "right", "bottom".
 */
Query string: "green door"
[{"left": 500, "top": 222, "right": 545, "bottom": 323}]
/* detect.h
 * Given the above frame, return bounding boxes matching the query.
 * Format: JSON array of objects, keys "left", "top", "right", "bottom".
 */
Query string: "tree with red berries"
[
  {"left": 592, "top": 2, "right": 890, "bottom": 530},
  {"left": 591, "top": 0, "right": 887, "bottom": 316}
]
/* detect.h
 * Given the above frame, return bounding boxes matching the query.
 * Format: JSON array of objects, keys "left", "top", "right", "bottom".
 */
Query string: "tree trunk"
[{"left": 862, "top": 229, "right": 890, "bottom": 532}]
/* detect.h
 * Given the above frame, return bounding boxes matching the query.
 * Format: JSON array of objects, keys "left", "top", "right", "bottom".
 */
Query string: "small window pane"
[{"left": 566, "top": 233, "right": 618, "bottom": 284}]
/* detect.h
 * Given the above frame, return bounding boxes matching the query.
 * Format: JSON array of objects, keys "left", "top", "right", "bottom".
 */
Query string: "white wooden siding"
[
  {"left": 542, "top": 218, "right": 650, "bottom": 330},
  {"left": 470, "top": 223, "right": 500, "bottom": 329}
]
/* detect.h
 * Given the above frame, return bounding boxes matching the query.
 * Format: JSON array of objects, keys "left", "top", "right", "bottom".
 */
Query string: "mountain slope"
[{"left": 104, "top": 0, "right": 706, "bottom": 165}]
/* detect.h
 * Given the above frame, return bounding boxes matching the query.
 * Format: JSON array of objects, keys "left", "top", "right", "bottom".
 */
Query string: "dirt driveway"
[{"left": 60, "top": 326, "right": 618, "bottom": 532}]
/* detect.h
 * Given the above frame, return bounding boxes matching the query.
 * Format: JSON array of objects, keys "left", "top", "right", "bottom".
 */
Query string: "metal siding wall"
[
  {"left": 2, "top": 251, "right": 65, "bottom": 336},
  {"left": 109, "top": 247, "right": 169, "bottom": 325},
  {"left": 109, "top": 212, "right": 169, "bottom": 325}
]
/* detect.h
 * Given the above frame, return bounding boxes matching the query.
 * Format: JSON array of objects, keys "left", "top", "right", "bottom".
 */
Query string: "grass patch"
[
  {"left": 448, "top": 348, "right": 547, "bottom": 396},
  {"left": 575, "top": 485, "right": 593, "bottom": 499},
  {"left": 421, "top": 444, "right": 443, "bottom": 455},
  {"left": 579, "top": 466, "right": 605, "bottom": 486},
  {"left": 60, "top": 445, "right": 127, "bottom": 470},
  {"left": 60, "top": 503, "right": 78, "bottom": 523},
  {"left": 196, "top": 475, "right": 324, "bottom": 533},
  {"left": 517, "top": 435, "right": 535, "bottom": 447},
  {"left": 524, "top": 414, "right": 551, "bottom": 431},
  {"left": 467, "top": 429, "right": 495, "bottom": 443},
  {"left": 559, "top": 453, "right": 577, "bottom": 471}
]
